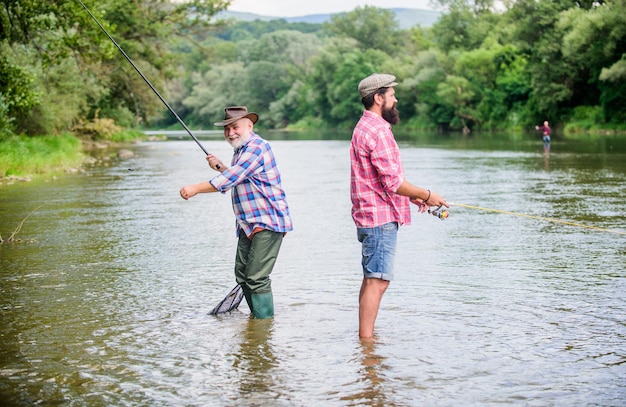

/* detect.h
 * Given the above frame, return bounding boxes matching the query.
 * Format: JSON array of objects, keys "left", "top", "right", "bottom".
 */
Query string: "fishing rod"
[
  {"left": 77, "top": 0, "right": 239, "bottom": 316},
  {"left": 428, "top": 203, "right": 626, "bottom": 236},
  {"left": 76, "top": 0, "right": 211, "bottom": 157}
]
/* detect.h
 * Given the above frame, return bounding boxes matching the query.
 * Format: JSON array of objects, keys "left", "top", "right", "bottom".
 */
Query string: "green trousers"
[{"left": 235, "top": 229, "right": 284, "bottom": 318}]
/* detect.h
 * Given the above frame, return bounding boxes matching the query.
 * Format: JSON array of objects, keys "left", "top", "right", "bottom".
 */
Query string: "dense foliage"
[{"left": 1, "top": 0, "right": 625, "bottom": 137}]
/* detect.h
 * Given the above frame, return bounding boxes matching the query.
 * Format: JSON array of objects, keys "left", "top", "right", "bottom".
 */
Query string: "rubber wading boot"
[
  {"left": 250, "top": 291, "right": 274, "bottom": 319},
  {"left": 242, "top": 285, "right": 253, "bottom": 314}
]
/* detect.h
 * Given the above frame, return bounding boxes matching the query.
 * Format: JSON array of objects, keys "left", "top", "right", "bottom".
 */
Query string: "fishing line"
[
  {"left": 436, "top": 202, "right": 625, "bottom": 235},
  {"left": 76, "top": 0, "right": 211, "bottom": 157}
]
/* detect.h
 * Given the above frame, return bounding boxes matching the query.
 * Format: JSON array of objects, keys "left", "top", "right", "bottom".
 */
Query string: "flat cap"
[{"left": 358, "top": 73, "right": 398, "bottom": 98}]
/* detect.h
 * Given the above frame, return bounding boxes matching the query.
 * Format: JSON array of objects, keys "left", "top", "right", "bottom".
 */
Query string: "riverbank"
[
  {"left": 0, "top": 134, "right": 83, "bottom": 181},
  {"left": 0, "top": 132, "right": 144, "bottom": 184},
  {"left": 2, "top": 126, "right": 624, "bottom": 185}
]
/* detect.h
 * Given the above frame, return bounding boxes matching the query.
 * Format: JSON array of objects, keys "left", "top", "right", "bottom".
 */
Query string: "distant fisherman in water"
[
  {"left": 180, "top": 106, "right": 293, "bottom": 319},
  {"left": 535, "top": 120, "right": 551, "bottom": 145},
  {"left": 350, "top": 74, "right": 449, "bottom": 339}
]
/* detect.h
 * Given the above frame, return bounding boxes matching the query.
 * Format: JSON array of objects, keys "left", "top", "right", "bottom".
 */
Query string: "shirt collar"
[{"left": 363, "top": 110, "right": 390, "bottom": 128}]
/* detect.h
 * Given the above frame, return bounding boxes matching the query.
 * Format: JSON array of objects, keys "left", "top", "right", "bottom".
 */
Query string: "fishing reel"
[{"left": 428, "top": 205, "right": 449, "bottom": 220}]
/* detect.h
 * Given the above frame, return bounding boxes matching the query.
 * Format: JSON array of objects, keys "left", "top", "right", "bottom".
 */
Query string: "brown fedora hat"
[{"left": 214, "top": 106, "right": 259, "bottom": 127}]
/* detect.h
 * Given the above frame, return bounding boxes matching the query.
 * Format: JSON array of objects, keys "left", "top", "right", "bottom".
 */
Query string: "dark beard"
[{"left": 382, "top": 106, "right": 400, "bottom": 125}]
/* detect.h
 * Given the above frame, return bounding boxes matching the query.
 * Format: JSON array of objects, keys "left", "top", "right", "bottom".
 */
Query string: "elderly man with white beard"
[{"left": 180, "top": 106, "right": 293, "bottom": 319}]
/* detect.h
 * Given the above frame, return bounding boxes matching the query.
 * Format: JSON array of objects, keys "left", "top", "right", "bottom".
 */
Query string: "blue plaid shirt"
[{"left": 209, "top": 133, "right": 293, "bottom": 237}]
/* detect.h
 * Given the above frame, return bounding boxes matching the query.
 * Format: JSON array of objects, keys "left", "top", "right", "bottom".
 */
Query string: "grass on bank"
[
  {"left": 0, "top": 134, "right": 84, "bottom": 177},
  {"left": 1, "top": 115, "right": 145, "bottom": 178}
]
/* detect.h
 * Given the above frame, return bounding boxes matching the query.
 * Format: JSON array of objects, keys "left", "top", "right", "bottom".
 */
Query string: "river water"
[{"left": 1, "top": 132, "right": 624, "bottom": 406}]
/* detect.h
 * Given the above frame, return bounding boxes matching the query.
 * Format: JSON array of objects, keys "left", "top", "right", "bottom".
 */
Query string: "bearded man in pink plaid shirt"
[
  {"left": 180, "top": 106, "right": 293, "bottom": 319},
  {"left": 351, "top": 74, "right": 448, "bottom": 339}
]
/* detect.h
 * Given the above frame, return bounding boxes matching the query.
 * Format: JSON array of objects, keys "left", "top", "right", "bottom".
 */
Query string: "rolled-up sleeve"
[{"left": 209, "top": 146, "right": 264, "bottom": 192}]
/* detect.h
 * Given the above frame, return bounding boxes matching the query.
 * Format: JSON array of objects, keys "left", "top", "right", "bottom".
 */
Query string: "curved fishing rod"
[
  {"left": 429, "top": 202, "right": 626, "bottom": 235},
  {"left": 77, "top": 0, "right": 210, "bottom": 157}
]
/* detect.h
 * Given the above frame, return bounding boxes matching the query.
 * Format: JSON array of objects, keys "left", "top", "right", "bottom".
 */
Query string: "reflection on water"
[
  {"left": 234, "top": 319, "right": 278, "bottom": 403},
  {"left": 341, "top": 340, "right": 389, "bottom": 407},
  {"left": 0, "top": 132, "right": 624, "bottom": 406}
]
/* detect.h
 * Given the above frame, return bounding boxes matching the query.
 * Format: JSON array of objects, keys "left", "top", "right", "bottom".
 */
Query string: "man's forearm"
[{"left": 395, "top": 180, "right": 429, "bottom": 201}]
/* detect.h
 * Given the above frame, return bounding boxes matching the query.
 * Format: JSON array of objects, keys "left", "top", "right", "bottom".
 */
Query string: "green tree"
[
  {"left": 558, "top": 0, "right": 626, "bottom": 123},
  {"left": 268, "top": 80, "right": 308, "bottom": 128},
  {"left": 0, "top": 0, "right": 230, "bottom": 136},
  {"left": 436, "top": 75, "right": 478, "bottom": 131},
  {"left": 325, "top": 6, "right": 400, "bottom": 52},
  {"left": 0, "top": 51, "right": 41, "bottom": 136},
  {"left": 327, "top": 49, "right": 393, "bottom": 125},
  {"left": 402, "top": 50, "right": 454, "bottom": 129},
  {"left": 491, "top": 45, "right": 532, "bottom": 127},
  {"left": 181, "top": 29, "right": 322, "bottom": 128},
  {"left": 507, "top": 0, "right": 575, "bottom": 124},
  {"left": 182, "top": 62, "right": 248, "bottom": 127},
  {"left": 429, "top": 2, "right": 497, "bottom": 53},
  {"left": 301, "top": 37, "right": 360, "bottom": 123}
]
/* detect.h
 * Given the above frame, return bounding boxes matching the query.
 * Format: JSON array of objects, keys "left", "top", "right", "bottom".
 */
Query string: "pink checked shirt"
[{"left": 350, "top": 110, "right": 411, "bottom": 228}]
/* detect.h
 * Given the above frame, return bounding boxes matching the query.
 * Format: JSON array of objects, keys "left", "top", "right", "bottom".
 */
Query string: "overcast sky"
[{"left": 227, "top": 0, "right": 435, "bottom": 17}]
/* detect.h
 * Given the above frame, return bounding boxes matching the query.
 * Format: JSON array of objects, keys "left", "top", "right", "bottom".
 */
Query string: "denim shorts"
[{"left": 357, "top": 222, "right": 398, "bottom": 281}]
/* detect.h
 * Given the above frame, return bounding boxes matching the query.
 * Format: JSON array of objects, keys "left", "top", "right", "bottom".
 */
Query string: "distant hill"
[
  {"left": 390, "top": 8, "right": 441, "bottom": 29},
  {"left": 217, "top": 8, "right": 441, "bottom": 29}
]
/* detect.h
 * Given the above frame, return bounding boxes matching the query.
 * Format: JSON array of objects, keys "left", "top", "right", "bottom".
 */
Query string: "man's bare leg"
[{"left": 359, "top": 277, "right": 390, "bottom": 338}]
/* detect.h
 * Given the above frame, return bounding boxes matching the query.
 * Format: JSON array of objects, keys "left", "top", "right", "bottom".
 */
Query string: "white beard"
[{"left": 227, "top": 131, "right": 252, "bottom": 150}]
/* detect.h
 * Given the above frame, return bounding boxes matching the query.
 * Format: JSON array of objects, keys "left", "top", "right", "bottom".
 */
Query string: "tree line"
[{"left": 1, "top": 0, "right": 625, "bottom": 139}]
